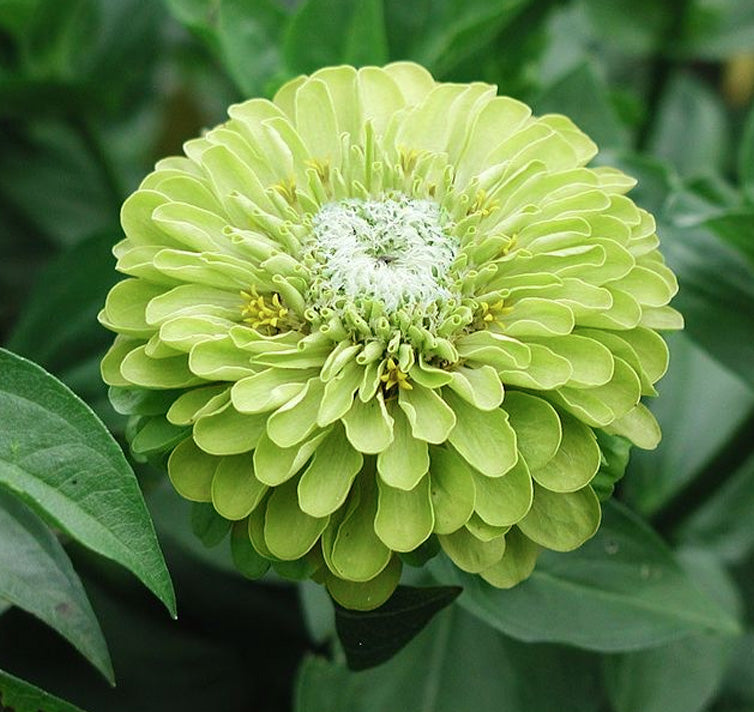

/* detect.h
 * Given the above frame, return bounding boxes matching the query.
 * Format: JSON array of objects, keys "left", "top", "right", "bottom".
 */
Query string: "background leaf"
[
  {"left": 0, "top": 489, "right": 112, "bottom": 683},
  {"left": 0, "top": 668, "right": 88, "bottom": 712},
  {"left": 0, "top": 348, "right": 175, "bottom": 616},
  {"left": 430, "top": 501, "right": 740, "bottom": 651}
]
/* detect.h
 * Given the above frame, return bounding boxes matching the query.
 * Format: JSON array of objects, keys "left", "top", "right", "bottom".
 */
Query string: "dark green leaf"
[
  {"left": 534, "top": 62, "right": 629, "bottom": 150},
  {"left": 623, "top": 332, "right": 754, "bottom": 517},
  {"left": 706, "top": 210, "right": 754, "bottom": 267},
  {"left": 602, "top": 549, "right": 740, "bottom": 712},
  {"left": 0, "top": 348, "right": 176, "bottom": 617},
  {"left": 648, "top": 73, "right": 729, "bottom": 179},
  {"left": 580, "top": 0, "right": 669, "bottom": 55},
  {"left": 384, "top": 0, "right": 531, "bottom": 77},
  {"left": 296, "top": 606, "right": 602, "bottom": 712},
  {"left": 741, "top": 103, "right": 754, "bottom": 201},
  {"left": 190, "top": 502, "right": 232, "bottom": 548},
  {"left": 0, "top": 668, "right": 88, "bottom": 712},
  {"left": 334, "top": 585, "right": 461, "bottom": 671},
  {"left": 430, "top": 500, "right": 740, "bottom": 651},
  {"left": 678, "top": 0, "right": 754, "bottom": 59},
  {"left": 284, "top": 0, "right": 387, "bottom": 74},
  {"left": 0, "top": 490, "right": 112, "bottom": 683}
]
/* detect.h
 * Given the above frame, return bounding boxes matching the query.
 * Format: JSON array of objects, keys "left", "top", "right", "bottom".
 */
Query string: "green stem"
[{"left": 653, "top": 404, "right": 754, "bottom": 538}]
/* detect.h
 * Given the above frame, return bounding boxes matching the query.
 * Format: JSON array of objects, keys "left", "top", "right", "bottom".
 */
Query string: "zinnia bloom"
[{"left": 100, "top": 62, "right": 681, "bottom": 610}]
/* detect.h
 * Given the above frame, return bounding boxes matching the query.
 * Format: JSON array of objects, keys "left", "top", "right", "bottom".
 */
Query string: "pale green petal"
[
  {"left": 166, "top": 384, "right": 228, "bottom": 425},
  {"left": 99, "top": 279, "right": 163, "bottom": 337},
  {"left": 376, "top": 405, "right": 429, "bottom": 490},
  {"left": 471, "top": 456, "right": 533, "bottom": 527},
  {"left": 518, "top": 483, "right": 601, "bottom": 551},
  {"left": 145, "top": 284, "right": 241, "bottom": 325},
  {"left": 398, "top": 382, "right": 456, "bottom": 443},
  {"left": 189, "top": 336, "right": 255, "bottom": 380},
  {"left": 193, "top": 403, "right": 266, "bottom": 455},
  {"left": 503, "top": 391, "right": 561, "bottom": 471},
  {"left": 480, "top": 527, "right": 540, "bottom": 588},
  {"left": 533, "top": 334, "right": 614, "bottom": 388},
  {"left": 529, "top": 412, "right": 600, "bottom": 492},
  {"left": 640, "top": 305, "right": 684, "bottom": 330},
  {"left": 383, "top": 61, "right": 436, "bottom": 105},
  {"left": 428, "top": 446, "right": 476, "bottom": 535},
  {"left": 232, "top": 367, "right": 314, "bottom": 414},
  {"left": 605, "top": 402, "right": 662, "bottom": 450},
  {"left": 266, "top": 377, "right": 326, "bottom": 448},
  {"left": 342, "top": 391, "right": 394, "bottom": 454},
  {"left": 446, "top": 364, "right": 504, "bottom": 410},
  {"left": 294, "top": 77, "right": 342, "bottom": 163},
  {"left": 211, "top": 453, "right": 267, "bottom": 520},
  {"left": 498, "top": 342, "right": 573, "bottom": 390},
  {"left": 120, "top": 189, "right": 176, "bottom": 247},
  {"left": 253, "top": 428, "right": 330, "bottom": 486},
  {"left": 167, "top": 437, "right": 217, "bottom": 502},
  {"left": 160, "top": 315, "right": 235, "bottom": 352},
  {"left": 445, "top": 391, "right": 518, "bottom": 477},
  {"left": 264, "top": 479, "right": 329, "bottom": 560},
  {"left": 455, "top": 331, "right": 531, "bottom": 370},
  {"left": 120, "top": 346, "right": 203, "bottom": 389},
  {"left": 375, "top": 476, "right": 434, "bottom": 552},
  {"left": 298, "top": 427, "right": 363, "bottom": 517},
  {"left": 317, "top": 360, "right": 363, "bottom": 426},
  {"left": 327, "top": 475, "right": 392, "bottom": 582},
  {"left": 504, "top": 297, "right": 575, "bottom": 337},
  {"left": 465, "top": 513, "right": 509, "bottom": 542},
  {"left": 325, "top": 556, "right": 402, "bottom": 611},
  {"left": 438, "top": 527, "right": 505, "bottom": 574},
  {"left": 101, "top": 336, "right": 143, "bottom": 387}
]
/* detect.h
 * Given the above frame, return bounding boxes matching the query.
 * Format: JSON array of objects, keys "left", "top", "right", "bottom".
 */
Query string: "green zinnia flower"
[{"left": 99, "top": 62, "right": 681, "bottom": 610}]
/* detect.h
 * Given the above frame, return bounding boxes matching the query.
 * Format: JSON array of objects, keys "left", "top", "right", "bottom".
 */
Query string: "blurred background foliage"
[{"left": 1, "top": 0, "right": 754, "bottom": 710}]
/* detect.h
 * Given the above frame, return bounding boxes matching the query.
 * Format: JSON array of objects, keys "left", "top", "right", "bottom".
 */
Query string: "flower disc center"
[{"left": 308, "top": 195, "right": 458, "bottom": 313}]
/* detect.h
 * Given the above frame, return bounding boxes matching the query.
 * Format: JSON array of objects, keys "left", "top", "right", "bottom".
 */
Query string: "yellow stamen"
[
  {"left": 272, "top": 177, "right": 297, "bottom": 205},
  {"left": 380, "top": 357, "right": 413, "bottom": 391},
  {"left": 478, "top": 299, "right": 513, "bottom": 329},
  {"left": 241, "top": 286, "right": 291, "bottom": 334},
  {"left": 468, "top": 189, "right": 499, "bottom": 218}
]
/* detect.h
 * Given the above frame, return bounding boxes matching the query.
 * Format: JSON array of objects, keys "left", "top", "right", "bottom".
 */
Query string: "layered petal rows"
[{"left": 100, "top": 62, "right": 681, "bottom": 610}]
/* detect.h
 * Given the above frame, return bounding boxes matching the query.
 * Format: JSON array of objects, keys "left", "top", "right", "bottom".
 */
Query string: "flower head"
[{"left": 100, "top": 63, "right": 681, "bottom": 610}]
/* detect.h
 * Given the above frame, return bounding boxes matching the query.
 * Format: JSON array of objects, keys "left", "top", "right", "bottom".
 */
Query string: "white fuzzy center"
[{"left": 309, "top": 196, "right": 457, "bottom": 312}]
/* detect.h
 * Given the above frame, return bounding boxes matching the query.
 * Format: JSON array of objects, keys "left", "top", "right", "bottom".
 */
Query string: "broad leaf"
[
  {"left": 430, "top": 501, "right": 739, "bottom": 651},
  {"left": 0, "top": 349, "right": 176, "bottom": 617},
  {"left": 284, "top": 0, "right": 387, "bottom": 74},
  {"left": 334, "top": 585, "right": 461, "bottom": 670},
  {"left": 295, "top": 606, "right": 602, "bottom": 712},
  {"left": 0, "top": 490, "right": 112, "bottom": 682},
  {"left": 0, "top": 668, "right": 88, "bottom": 712}
]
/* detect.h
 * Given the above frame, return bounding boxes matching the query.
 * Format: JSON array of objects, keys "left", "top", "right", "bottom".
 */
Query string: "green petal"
[
  {"left": 384, "top": 61, "right": 436, "bottom": 104},
  {"left": 529, "top": 412, "right": 600, "bottom": 492},
  {"left": 550, "top": 356, "right": 641, "bottom": 427},
  {"left": 438, "top": 527, "right": 506, "bottom": 574},
  {"left": 534, "top": 334, "right": 615, "bottom": 388},
  {"left": 167, "top": 437, "right": 218, "bottom": 502},
  {"left": 471, "top": 456, "right": 533, "bottom": 527},
  {"left": 517, "top": 483, "right": 601, "bottom": 551},
  {"left": 253, "top": 428, "right": 330, "bottom": 486},
  {"left": 446, "top": 364, "right": 504, "bottom": 410},
  {"left": 504, "top": 391, "right": 562, "bottom": 470},
  {"left": 294, "top": 77, "right": 341, "bottom": 163},
  {"left": 308, "top": 66, "right": 359, "bottom": 138},
  {"left": 230, "top": 520, "right": 270, "bottom": 579},
  {"left": 100, "top": 279, "right": 163, "bottom": 337},
  {"left": 639, "top": 305, "right": 684, "bottom": 330},
  {"left": 445, "top": 391, "right": 518, "bottom": 477},
  {"left": 266, "top": 377, "right": 326, "bottom": 448},
  {"left": 498, "top": 342, "right": 573, "bottom": 390},
  {"left": 328, "top": 476, "right": 392, "bottom": 582},
  {"left": 480, "top": 527, "right": 540, "bottom": 589},
  {"left": 298, "top": 427, "right": 363, "bottom": 517},
  {"left": 189, "top": 336, "right": 255, "bottom": 380},
  {"left": 166, "top": 385, "right": 229, "bottom": 425},
  {"left": 193, "top": 403, "right": 266, "bottom": 455},
  {"left": 264, "top": 479, "right": 329, "bottom": 560},
  {"left": 317, "top": 360, "right": 363, "bottom": 426},
  {"left": 101, "top": 336, "right": 143, "bottom": 387},
  {"left": 120, "top": 189, "right": 174, "bottom": 247},
  {"left": 342, "top": 392, "right": 394, "bottom": 454},
  {"left": 376, "top": 406, "right": 429, "bottom": 490},
  {"left": 605, "top": 402, "right": 661, "bottom": 450},
  {"left": 160, "top": 315, "right": 235, "bottom": 352},
  {"left": 504, "top": 297, "right": 575, "bottom": 337},
  {"left": 247, "top": 498, "right": 273, "bottom": 558},
  {"left": 232, "top": 368, "right": 314, "bottom": 414},
  {"left": 325, "top": 556, "right": 402, "bottom": 611},
  {"left": 121, "top": 346, "right": 203, "bottom": 389},
  {"left": 455, "top": 331, "right": 532, "bottom": 370},
  {"left": 211, "top": 454, "right": 267, "bottom": 520},
  {"left": 398, "top": 383, "right": 456, "bottom": 444},
  {"left": 375, "top": 476, "right": 434, "bottom": 552},
  {"left": 465, "top": 513, "right": 509, "bottom": 542},
  {"left": 145, "top": 284, "right": 242, "bottom": 325},
  {"left": 427, "top": 446, "right": 476, "bottom": 535}
]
